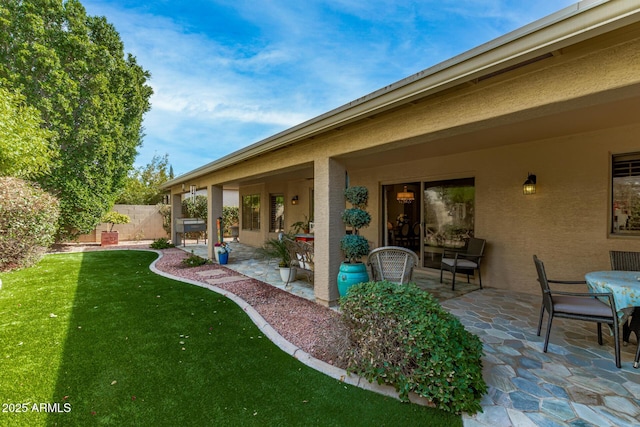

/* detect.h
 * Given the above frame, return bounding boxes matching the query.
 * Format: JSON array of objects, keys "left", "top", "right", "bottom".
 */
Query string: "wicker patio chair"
[
  {"left": 609, "top": 250, "right": 640, "bottom": 367},
  {"left": 368, "top": 246, "right": 418, "bottom": 285},
  {"left": 534, "top": 255, "right": 621, "bottom": 368},
  {"left": 440, "top": 237, "right": 485, "bottom": 290}
]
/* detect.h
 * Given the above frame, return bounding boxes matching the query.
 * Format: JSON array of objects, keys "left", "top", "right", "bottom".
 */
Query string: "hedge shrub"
[
  {"left": 340, "top": 281, "right": 486, "bottom": 414},
  {"left": 0, "top": 177, "right": 60, "bottom": 271}
]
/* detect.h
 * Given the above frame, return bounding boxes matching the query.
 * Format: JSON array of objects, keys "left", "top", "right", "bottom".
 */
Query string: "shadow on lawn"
[{"left": 46, "top": 250, "right": 461, "bottom": 426}]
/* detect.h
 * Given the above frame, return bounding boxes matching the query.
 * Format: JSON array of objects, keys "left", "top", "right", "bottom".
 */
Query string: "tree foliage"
[
  {"left": 0, "top": 0, "right": 153, "bottom": 240},
  {"left": 182, "top": 195, "right": 207, "bottom": 222},
  {"left": 0, "top": 85, "right": 55, "bottom": 179},
  {"left": 116, "top": 154, "right": 173, "bottom": 205}
]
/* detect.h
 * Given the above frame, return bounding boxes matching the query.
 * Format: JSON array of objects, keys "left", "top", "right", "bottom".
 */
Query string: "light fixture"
[
  {"left": 162, "top": 194, "right": 170, "bottom": 205},
  {"left": 190, "top": 185, "right": 197, "bottom": 197},
  {"left": 523, "top": 173, "right": 537, "bottom": 195},
  {"left": 291, "top": 195, "right": 299, "bottom": 205},
  {"left": 396, "top": 185, "right": 415, "bottom": 204}
]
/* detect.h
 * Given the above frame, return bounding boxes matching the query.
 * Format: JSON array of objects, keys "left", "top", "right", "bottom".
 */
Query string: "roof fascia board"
[{"left": 164, "top": 0, "right": 639, "bottom": 189}]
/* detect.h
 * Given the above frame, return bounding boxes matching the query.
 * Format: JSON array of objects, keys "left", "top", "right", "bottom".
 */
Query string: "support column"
[
  {"left": 207, "top": 185, "right": 224, "bottom": 260},
  {"left": 314, "top": 157, "right": 346, "bottom": 307},
  {"left": 171, "top": 193, "right": 183, "bottom": 245}
]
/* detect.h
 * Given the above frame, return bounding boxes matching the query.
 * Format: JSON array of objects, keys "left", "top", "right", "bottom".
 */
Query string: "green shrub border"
[{"left": 340, "top": 281, "right": 487, "bottom": 414}]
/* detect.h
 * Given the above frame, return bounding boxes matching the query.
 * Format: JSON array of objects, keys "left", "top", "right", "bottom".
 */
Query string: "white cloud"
[{"left": 82, "top": 0, "right": 576, "bottom": 173}]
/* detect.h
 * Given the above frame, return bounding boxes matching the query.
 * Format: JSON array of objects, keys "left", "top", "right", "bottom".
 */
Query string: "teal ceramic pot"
[{"left": 337, "top": 262, "right": 369, "bottom": 296}]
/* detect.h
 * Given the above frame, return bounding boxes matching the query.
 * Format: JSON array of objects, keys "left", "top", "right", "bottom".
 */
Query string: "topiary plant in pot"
[
  {"left": 100, "top": 211, "right": 130, "bottom": 246},
  {"left": 337, "top": 186, "right": 371, "bottom": 296}
]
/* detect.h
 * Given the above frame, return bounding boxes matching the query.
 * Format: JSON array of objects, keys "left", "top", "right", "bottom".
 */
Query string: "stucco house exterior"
[{"left": 162, "top": 1, "right": 640, "bottom": 307}]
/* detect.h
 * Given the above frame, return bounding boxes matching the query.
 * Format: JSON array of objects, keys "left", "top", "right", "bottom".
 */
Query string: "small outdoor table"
[{"left": 294, "top": 234, "right": 314, "bottom": 242}]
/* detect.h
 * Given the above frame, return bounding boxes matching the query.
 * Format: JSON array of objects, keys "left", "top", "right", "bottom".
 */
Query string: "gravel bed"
[{"left": 153, "top": 248, "right": 346, "bottom": 366}]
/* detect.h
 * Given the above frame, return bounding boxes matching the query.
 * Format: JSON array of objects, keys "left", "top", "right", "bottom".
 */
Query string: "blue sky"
[{"left": 81, "top": 0, "right": 576, "bottom": 177}]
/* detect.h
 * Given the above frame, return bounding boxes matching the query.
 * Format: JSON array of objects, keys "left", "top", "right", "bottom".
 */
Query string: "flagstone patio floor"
[{"left": 180, "top": 241, "right": 640, "bottom": 426}]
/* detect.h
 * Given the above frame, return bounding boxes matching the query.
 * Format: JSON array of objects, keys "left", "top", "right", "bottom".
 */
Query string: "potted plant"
[
  {"left": 291, "top": 215, "right": 311, "bottom": 234},
  {"left": 260, "top": 236, "right": 296, "bottom": 283},
  {"left": 337, "top": 186, "right": 371, "bottom": 296},
  {"left": 214, "top": 242, "right": 232, "bottom": 265},
  {"left": 100, "top": 211, "right": 130, "bottom": 246}
]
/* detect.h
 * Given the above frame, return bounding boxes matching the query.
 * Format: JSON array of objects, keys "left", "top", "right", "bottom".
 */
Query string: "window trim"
[{"left": 611, "top": 152, "right": 640, "bottom": 236}]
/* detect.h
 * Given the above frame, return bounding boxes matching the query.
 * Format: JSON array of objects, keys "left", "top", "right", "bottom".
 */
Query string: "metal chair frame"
[
  {"left": 440, "top": 237, "right": 485, "bottom": 290},
  {"left": 534, "top": 255, "right": 621, "bottom": 368}
]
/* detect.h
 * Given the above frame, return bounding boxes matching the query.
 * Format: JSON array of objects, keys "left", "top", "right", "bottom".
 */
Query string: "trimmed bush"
[
  {"left": 181, "top": 251, "right": 210, "bottom": 267},
  {"left": 149, "top": 237, "right": 174, "bottom": 249},
  {"left": 340, "top": 281, "right": 487, "bottom": 414},
  {"left": 0, "top": 177, "right": 60, "bottom": 271}
]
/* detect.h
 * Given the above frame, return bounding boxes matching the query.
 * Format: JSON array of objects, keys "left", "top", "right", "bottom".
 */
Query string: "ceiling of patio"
[{"left": 337, "top": 84, "right": 640, "bottom": 170}]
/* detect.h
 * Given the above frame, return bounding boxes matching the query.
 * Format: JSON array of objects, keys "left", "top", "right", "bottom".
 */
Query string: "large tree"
[
  {"left": 116, "top": 154, "right": 173, "bottom": 205},
  {"left": 0, "top": 0, "right": 153, "bottom": 240},
  {"left": 0, "top": 85, "right": 54, "bottom": 178}
]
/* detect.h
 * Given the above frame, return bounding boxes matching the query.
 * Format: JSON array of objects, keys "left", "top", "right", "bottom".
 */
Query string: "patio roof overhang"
[{"left": 161, "top": 0, "right": 640, "bottom": 190}]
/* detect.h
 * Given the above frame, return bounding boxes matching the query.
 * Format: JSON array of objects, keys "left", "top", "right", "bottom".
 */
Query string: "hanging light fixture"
[
  {"left": 523, "top": 173, "right": 536, "bottom": 195},
  {"left": 396, "top": 185, "right": 415, "bottom": 204}
]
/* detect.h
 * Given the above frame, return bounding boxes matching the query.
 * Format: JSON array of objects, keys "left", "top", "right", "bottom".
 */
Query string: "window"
[
  {"left": 270, "top": 194, "right": 285, "bottom": 232},
  {"left": 423, "top": 178, "right": 475, "bottom": 268},
  {"left": 612, "top": 153, "right": 640, "bottom": 235},
  {"left": 242, "top": 194, "right": 260, "bottom": 231}
]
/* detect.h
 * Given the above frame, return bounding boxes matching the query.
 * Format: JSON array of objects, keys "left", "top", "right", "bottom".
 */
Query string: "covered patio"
[{"left": 178, "top": 241, "right": 640, "bottom": 425}]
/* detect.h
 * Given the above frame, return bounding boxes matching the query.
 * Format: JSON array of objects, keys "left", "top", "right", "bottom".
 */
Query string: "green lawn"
[{"left": 0, "top": 250, "right": 461, "bottom": 426}]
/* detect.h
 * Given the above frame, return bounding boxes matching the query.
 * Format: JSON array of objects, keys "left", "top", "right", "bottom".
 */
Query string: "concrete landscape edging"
[{"left": 146, "top": 249, "right": 432, "bottom": 408}]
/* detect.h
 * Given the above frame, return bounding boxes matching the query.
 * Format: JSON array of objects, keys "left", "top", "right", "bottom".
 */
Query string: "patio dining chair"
[
  {"left": 440, "top": 237, "right": 485, "bottom": 290},
  {"left": 368, "top": 246, "right": 418, "bottom": 285},
  {"left": 533, "top": 255, "right": 621, "bottom": 368}
]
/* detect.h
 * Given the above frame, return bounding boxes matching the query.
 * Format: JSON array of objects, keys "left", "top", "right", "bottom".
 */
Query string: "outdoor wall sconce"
[
  {"left": 523, "top": 173, "right": 537, "bottom": 195},
  {"left": 396, "top": 185, "right": 415, "bottom": 204},
  {"left": 189, "top": 185, "right": 197, "bottom": 197},
  {"left": 162, "top": 194, "right": 170, "bottom": 205},
  {"left": 291, "top": 195, "right": 299, "bottom": 205}
]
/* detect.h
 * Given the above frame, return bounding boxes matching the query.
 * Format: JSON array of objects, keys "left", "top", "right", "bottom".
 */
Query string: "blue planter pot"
[
  {"left": 218, "top": 252, "right": 229, "bottom": 265},
  {"left": 337, "top": 262, "right": 369, "bottom": 296}
]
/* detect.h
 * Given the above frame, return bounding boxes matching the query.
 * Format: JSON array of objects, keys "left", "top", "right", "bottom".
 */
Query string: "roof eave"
[{"left": 162, "top": 0, "right": 640, "bottom": 190}]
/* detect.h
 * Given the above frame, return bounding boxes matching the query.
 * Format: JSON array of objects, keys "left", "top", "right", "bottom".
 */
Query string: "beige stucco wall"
[
  {"left": 78, "top": 205, "right": 167, "bottom": 243},
  {"left": 350, "top": 122, "right": 640, "bottom": 295}
]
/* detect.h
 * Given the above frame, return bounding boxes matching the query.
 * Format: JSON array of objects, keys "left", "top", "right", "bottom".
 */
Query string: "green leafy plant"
[
  {"left": 259, "top": 236, "right": 292, "bottom": 267},
  {"left": 149, "top": 237, "right": 174, "bottom": 249},
  {"left": 181, "top": 251, "right": 210, "bottom": 267},
  {"left": 340, "top": 281, "right": 487, "bottom": 414},
  {"left": 290, "top": 215, "right": 311, "bottom": 234},
  {"left": 340, "top": 186, "right": 370, "bottom": 263},
  {"left": 0, "top": 177, "right": 60, "bottom": 271},
  {"left": 223, "top": 206, "right": 239, "bottom": 236},
  {"left": 100, "top": 211, "right": 131, "bottom": 232},
  {"left": 156, "top": 202, "right": 172, "bottom": 236}
]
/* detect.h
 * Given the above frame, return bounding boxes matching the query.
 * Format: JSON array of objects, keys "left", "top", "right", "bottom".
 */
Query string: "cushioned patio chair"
[
  {"left": 534, "top": 255, "right": 621, "bottom": 368},
  {"left": 368, "top": 246, "right": 418, "bottom": 285},
  {"left": 440, "top": 237, "right": 485, "bottom": 290},
  {"left": 609, "top": 250, "right": 640, "bottom": 367}
]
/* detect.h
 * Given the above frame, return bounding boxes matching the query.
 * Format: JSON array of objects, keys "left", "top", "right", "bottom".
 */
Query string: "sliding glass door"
[
  {"left": 423, "top": 178, "right": 475, "bottom": 268},
  {"left": 383, "top": 178, "right": 475, "bottom": 269}
]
